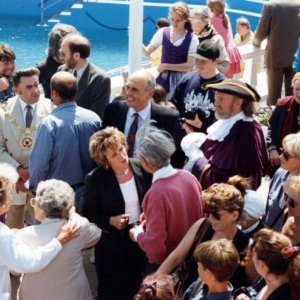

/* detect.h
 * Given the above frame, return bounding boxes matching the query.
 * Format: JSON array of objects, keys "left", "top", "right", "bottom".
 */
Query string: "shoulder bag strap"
[{"left": 187, "top": 218, "right": 211, "bottom": 259}]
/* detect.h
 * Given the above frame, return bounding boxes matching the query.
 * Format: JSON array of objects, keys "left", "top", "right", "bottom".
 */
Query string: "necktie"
[
  {"left": 127, "top": 113, "right": 139, "bottom": 157},
  {"left": 25, "top": 105, "right": 32, "bottom": 128},
  {"left": 73, "top": 70, "right": 77, "bottom": 78}
]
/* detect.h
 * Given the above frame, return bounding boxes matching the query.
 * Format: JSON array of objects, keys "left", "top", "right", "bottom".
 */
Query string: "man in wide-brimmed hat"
[{"left": 188, "top": 78, "right": 268, "bottom": 190}]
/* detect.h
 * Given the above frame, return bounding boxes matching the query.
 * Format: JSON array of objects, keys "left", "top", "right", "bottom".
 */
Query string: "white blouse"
[
  {"left": 119, "top": 177, "right": 141, "bottom": 224},
  {"left": 0, "top": 222, "right": 62, "bottom": 300}
]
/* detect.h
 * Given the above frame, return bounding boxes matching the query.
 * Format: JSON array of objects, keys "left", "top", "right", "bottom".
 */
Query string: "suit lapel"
[
  {"left": 33, "top": 98, "right": 53, "bottom": 128},
  {"left": 10, "top": 98, "right": 24, "bottom": 143},
  {"left": 76, "top": 63, "right": 90, "bottom": 102},
  {"left": 119, "top": 101, "right": 129, "bottom": 132},
  {"left": 150, "top": 102, "right": 162, "bottom": 126}
]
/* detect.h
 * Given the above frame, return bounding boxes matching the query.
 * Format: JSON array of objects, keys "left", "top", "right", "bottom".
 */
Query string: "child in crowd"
[
  {"left": 143, "top": 2, "right": 199, "bottom": 97},
  {"left": 207, "top": 0, "right": 241, "bottom": 78},
  {"left": 234, "top": 17, "right": 254, "bottom": 46},
  {"left": 152, "top": 84, "right": 177, "bottom": 110},
  {"left": 134, "top": 273, "right": 175, "bottom": 300},
  {"left": 150, "top": 18, "right": 170, "bottom": 67},
  {"left": 183, "top": 239, "right": 239, "bottom": 300}
]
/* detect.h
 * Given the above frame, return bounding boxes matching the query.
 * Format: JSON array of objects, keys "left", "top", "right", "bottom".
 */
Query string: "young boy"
[{"left": 183, "top": 239, "right": 240, "bottom": 300}]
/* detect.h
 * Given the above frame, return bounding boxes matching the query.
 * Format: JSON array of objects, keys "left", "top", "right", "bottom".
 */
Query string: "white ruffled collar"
[{"left": 207, "top": 112, "right": 253, "bottom": 142}]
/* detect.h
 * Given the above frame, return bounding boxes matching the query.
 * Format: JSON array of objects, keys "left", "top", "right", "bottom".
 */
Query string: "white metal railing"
[
  {"left": 39, "top": 0, "right": 63, "bottom": 25},
  {"left": 237, "top": 39, "right": 267, "bottom": 88},
  {"left": 109, "top": 40, "right": 267, "bottom": 97}
]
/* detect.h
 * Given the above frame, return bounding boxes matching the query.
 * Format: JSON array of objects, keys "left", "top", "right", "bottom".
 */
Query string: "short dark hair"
[
  {"left": 12, "top": 68, "right": 40, "bottom": 87},
  {"left": 156, "top": 18, "right": 170, "bottom": 29},
  {"left": 0, "top": 44, "right": 16, "bottom": 62},
  {"left": 51, "top": 75, "right": 77, "bottom": 101},
  {"left": 64, "top": 34, "right": 90, "bottom": 59}
]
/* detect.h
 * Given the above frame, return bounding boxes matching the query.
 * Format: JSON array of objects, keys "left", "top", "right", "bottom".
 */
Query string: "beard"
[
  {"left": 66, "top": 56, "right": 77, "bottom": 69},
  {"left": 215, "top": 111, "right": 232, "bottom": 120}
]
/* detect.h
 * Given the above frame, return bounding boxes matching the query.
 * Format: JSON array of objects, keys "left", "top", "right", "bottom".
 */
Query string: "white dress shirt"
[
  {"left": 73, "top": 62, "right": 88, "bottom": 82},
  {"left": 18, "top": 98, "right": 37, "bottom": 127}
]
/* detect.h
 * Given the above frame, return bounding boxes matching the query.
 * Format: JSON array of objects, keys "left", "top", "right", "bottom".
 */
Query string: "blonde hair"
[
  {"left": 282, "top": 133, "right": 300, "bottom": 160},
  {"left": 207, "top": 0, "right": 228, "bottom": 29},
  {"left": 89, "top": 127, "right": 128, "bottom": 167},
  {"left": 292, "top": 72, "right": 300, "bottom": 87},
  {"left": 283, "top": 175, "right": 300, "bottom": 203},
  {"left": 0, "top": 163, "right": 18, "bottom": 205}
]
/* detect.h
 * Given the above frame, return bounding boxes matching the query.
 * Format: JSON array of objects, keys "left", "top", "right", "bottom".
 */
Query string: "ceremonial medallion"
[{"left": 20, "top": 135, "right": 34, "bottom": 151}]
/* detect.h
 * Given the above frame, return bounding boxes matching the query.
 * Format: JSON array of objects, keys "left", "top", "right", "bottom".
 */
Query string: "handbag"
[{"left": 173, "top": 218, "right": 211, "bottom": 298}]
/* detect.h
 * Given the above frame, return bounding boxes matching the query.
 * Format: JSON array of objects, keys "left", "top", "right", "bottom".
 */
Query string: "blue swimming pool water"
[{"left": 0, "top": 19, "right": 151, "bottom": 72}]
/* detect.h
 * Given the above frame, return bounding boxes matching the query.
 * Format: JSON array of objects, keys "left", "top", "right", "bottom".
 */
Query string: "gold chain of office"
[{"left": 4, "top": 110, "right": 36, "bottom": 151}]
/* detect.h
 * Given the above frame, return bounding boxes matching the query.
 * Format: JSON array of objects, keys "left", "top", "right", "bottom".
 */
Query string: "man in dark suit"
[
  {"left": 59, "top": 34, "right": 111, "bottom": 118},
  {"left": 253, "top": 0, "right": 300, "bottom": 106},
  {"left": 103, "top": 69, "right": 185, "bottom": 168}
]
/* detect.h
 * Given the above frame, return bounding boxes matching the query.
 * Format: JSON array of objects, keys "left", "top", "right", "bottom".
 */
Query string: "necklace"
[
  {"left": 4, "top": 110, "right": 37, "bottom": 151},
  {"left": 115, "top": 167, "right": 130, "bottom": 178}
]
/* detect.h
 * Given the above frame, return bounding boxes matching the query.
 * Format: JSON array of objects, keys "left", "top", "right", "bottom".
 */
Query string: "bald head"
[
  {"left": 51, "top": 71, "right": 77, "bottom": 103},
  {"left": 125, "top": 69, "right": 156, "bottom": 112},
  {"left": 129, "top": 69, "right": 156, "bottom": 93},
  {"left": 62, "top": 34, "right": 90, "bottom": 58}
]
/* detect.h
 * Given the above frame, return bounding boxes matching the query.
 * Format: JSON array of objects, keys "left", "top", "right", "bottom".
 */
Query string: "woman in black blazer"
[{"left": 82, "top": 127, "right": 152, "bottom": 300}]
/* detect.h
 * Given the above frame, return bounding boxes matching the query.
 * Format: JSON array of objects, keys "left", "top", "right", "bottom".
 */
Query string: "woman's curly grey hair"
[
  {"left": 35, "top": 179, "right": 74, "bottom": 219},
  {"left": 0, "top": 163, "right": 18, "bottom": 205},
  {"left": 135, "top": 122, "right": 176, "bottom": 169}
]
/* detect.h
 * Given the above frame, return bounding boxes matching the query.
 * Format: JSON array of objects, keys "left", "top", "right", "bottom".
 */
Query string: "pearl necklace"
[{"left": 115, "top": 167, "right": 130, "bottom": 178}]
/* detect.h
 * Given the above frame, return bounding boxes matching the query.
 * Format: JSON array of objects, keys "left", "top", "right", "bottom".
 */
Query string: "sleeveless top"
[{"left": 160, "top": 27, "right": 193, "bottom": 64}]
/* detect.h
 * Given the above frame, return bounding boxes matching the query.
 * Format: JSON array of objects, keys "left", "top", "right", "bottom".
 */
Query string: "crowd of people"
[{"left": 1, "top": 0, "right": 300, "bottom": 299}]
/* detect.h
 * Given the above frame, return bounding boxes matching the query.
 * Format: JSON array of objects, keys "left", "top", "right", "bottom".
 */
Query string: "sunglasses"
[
  {"left": 206, "top": 210, "right": 226, "bottom": 221},
  {"left": 280, "top": 148, "right": 295, "bottom": 161},
  {"left": 285, "top": 194, "right": 298, "bottom": 208}
]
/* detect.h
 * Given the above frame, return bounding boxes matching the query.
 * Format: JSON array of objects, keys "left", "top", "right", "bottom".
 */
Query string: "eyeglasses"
[
  {"left": 280, "top": 148, "right": 296, "bottom": 161},
  {"left": 58, "top": 50, "right": 65, "bottom": 57},
  {"left": 285, "top": 194, "right": 298, "bottom": 209},
  {"left": 206, "top": 210, "right": 227, "bottom": 221}
]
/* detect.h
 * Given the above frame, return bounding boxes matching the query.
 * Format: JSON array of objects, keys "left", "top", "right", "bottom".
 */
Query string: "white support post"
[{"left": 128, "top": 0, "right": 143, "bottom": 74}]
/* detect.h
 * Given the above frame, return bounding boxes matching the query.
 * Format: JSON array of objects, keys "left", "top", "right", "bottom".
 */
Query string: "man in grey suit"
[
  {"left": 253, "top": 0, "right": 300, "bottom": 106},
  {"left": 58, "top": 34, "right": 111, "bottom": 118},
  {"left": 0, "top": 67, "right": 53, "bottom": 228}
]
